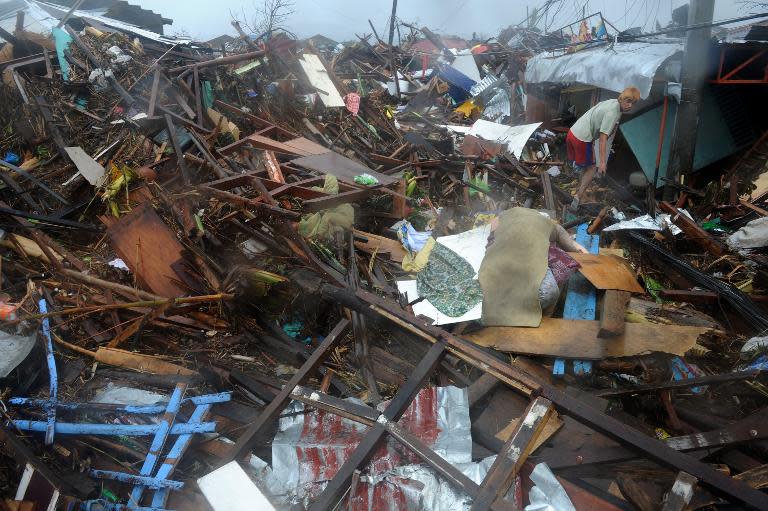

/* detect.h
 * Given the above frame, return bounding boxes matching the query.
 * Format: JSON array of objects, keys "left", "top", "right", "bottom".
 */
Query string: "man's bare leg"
[{"left": 574, "top": 165, "right": 597, "bottom": 204}]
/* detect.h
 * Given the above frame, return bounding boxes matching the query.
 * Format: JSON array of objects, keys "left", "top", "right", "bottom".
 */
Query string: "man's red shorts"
[{"left": 566, "top": 130, "right": 594, "bottom": 168}]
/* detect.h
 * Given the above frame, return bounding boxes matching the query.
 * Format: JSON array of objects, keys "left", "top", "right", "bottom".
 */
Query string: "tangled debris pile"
[{"left": 1, "top": 4, "right": 768, "bottom": 511}]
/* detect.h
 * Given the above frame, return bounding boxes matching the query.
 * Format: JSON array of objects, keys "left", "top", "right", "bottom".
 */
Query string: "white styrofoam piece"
[
  {"left": 297, "top": 54, "right": 345, "bottom": 108},
  {"left": 198, "top": 461, "right": 276, "bottom": 511}
]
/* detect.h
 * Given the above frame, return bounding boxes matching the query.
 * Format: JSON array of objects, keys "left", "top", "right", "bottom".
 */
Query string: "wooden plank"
[
  {"left": 283, "top": 137, "right": 330, "bottom": 156},
  {"left": 291, "top": 151, "right": 398, "bottom": 187},
  {"left": 353, "top": 229, "right": 407, "bottom": 262},
  {"left": 147, "top": 67, "right": 161, "bottom": 117},
  {"left": 570, "top": 253, "right": 645, "bottom": 293},
  {"left": 302, "top": 189, "right": 375, "bottom": 213},
  {"left": 468, "top": 373, "right": 502, "bottom": 408},
  {"left": 598, "top": 290, "right": 631, "bottom": 338},
  {"left": 593, "top": 369, "right": 761, "bottom": 397},
  {"left": 556, "top": 224, "right": 600, "bottom": 374},
  {"left": 262, "top": 150, "right": 285, "bottom": 183},
  {"left": 193, "top": 66, "right": 203, "bottom": 124},
  {"left": 659, "top": 202, "right": 725, "bottom": 256},
  {"left": 464, "top": 319, "right": 708, "bottom": 359},
  {"left": 740, "top": 199, "right": 768, "bottom": 217},
  {"left": 471, "top": 397, "right": 555, "bottom": 510},
  {"left": 165, "top": 114, "right": 191, "bottom": 184},
  {"left": 106, "top": 203, "right": 187, "bottom": 298},
  {"left": 563, "top": 224, "right": 600, "bottom": 318},
  {"left": 735, "top": 464, "right": 768, "bottom": 489},
  {"left": 494, "top": 411, "right": 563, "bottom": 453},
  {"left": 219, "top": 133, "right": 319, "bottom": 156},
  {"left": 94, "top": 347, "right": 196, "bottom": 375},
  {"left": 540, "top": 172, "right": 556, "bottom": 211}
]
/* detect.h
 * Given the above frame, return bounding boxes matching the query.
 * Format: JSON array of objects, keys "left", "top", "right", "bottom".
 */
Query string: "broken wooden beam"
[
  {"left": 471, "top": 397, "right": 555, "bottom": 510},
  {"left": 661, "top": 472, "right": 698, "bottom": 511},
  {"left": 598, "top": 290, "right": 631, "bottom": 338},
  {"left": 592, "top": 369, "right": 761, "bottom": 397},
  {"left": 658, "top": 202, "right": 725, "bottom": 256}
]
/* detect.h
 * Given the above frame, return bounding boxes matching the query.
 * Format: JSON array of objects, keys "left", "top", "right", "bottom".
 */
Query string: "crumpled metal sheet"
[
  {"left": 470, "top": 75, "right": 498, "bottom": 97},
  {"left": 466, "top": 119, "right": 541, "bottom": 159},
  {"left": 482, "top": 88, "right": 512, "bottom": 122},
  {"left": 602, "top": 212, "right": 687, "bottom": 235},
  {"left": 263, "top": 386, "right": 479, "bottom": 510},
  {"left": 525, "top": 42, "right": 683, "bottom": 99},
  {"left": 0, "top": 330, "right": 35, "bottom": 378}
]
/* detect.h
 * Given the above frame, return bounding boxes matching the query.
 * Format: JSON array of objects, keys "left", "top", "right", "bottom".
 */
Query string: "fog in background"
[{"left": 130, "top": 0, "right": 752, "bottom": 42}]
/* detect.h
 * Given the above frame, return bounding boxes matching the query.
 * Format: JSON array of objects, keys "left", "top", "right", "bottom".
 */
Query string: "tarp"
[{"left": 525, "top": 42, "right": 683, "bottom": 99}]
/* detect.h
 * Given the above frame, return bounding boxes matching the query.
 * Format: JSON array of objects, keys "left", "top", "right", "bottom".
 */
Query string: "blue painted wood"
[
  {"left": 8, "top": 392, "right": 231, "bottom": 414},
  {"left": 81, "top": 501, "right": 169, "bottom": 511},
  {"left": 554, "top": 224, "right": 600, "bottom": 376},
  {"left": 12, "top": 420, "right": 215, "bottom": 436},
  {"left": 127, "top": 383, "right": 187, "bottom": 509},
  {"left": 150, "top": 404, "right": 213, "bottom": 508},
  {"left": 38, "top": 299, "right": 57, "bottom": 446},
  {"left": 89, "top": 470, "right": 183, "bottom": 490},
  {"left": 563, "top": 224, "right": 600, "bottom": 319}
]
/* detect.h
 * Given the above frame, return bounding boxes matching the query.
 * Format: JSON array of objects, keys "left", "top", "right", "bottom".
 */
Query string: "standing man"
[{"left": 566, "top": 86, "right": 640, "bottom": 210}]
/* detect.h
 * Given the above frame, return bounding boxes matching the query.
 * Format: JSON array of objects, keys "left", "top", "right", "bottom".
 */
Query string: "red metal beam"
[{"left": 711, "top": 47, "right": 768, "bottom": 84}]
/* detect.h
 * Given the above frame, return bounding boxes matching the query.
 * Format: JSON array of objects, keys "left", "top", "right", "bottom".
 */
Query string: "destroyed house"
[{"left": 0, "top": 0, "right": 172, "bottom": 35}]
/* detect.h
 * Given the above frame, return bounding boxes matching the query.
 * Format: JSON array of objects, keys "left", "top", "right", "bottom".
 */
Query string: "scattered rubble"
[{"left": 0, "top": 2, "right": 768, "bottom": 510}]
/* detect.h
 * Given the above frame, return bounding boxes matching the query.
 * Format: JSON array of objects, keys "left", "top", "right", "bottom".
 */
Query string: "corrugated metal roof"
[{"left": 525, "top": 41, "right": 683, "bottom": 99}]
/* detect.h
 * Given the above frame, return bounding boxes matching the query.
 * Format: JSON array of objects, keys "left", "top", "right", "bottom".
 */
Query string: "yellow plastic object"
[
  {"left": 455, "top": 99, "right": 479, "bottom": 118},
  {"left": 402, "top": 237, "right": 436, "bottom": 272}
]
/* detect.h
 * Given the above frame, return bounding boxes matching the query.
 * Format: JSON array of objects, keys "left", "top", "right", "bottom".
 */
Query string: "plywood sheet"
[
  {"left": 465, "top": 318, "right": 707, "bottom": 359},
  {"left": 570, "top": 253, "right": 644, "bottom": 293},
  {"left": 220, "top": 134, "right": 323, "bottom": 157},
  {"left": 284, "top": 137, "right": 330, "bottom": 156},
  {"left": 291, "top": 151, "right": 398, "bottom": 186},
  {"left": 106, "top": 203, "right": 186, "bottom": 298},
  {"left": 298, "top": 53, "right": 345, "bottom": 108}
]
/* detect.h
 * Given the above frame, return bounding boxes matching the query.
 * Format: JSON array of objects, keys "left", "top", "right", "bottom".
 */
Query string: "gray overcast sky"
[{"left": 130, "top": 1, "right": 750, "bottom": 42}]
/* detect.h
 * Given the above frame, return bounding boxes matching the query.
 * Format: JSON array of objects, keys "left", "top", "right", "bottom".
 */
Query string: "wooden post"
[{"left": 598, "top": 290, "right": 630, "bottom": 338}]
